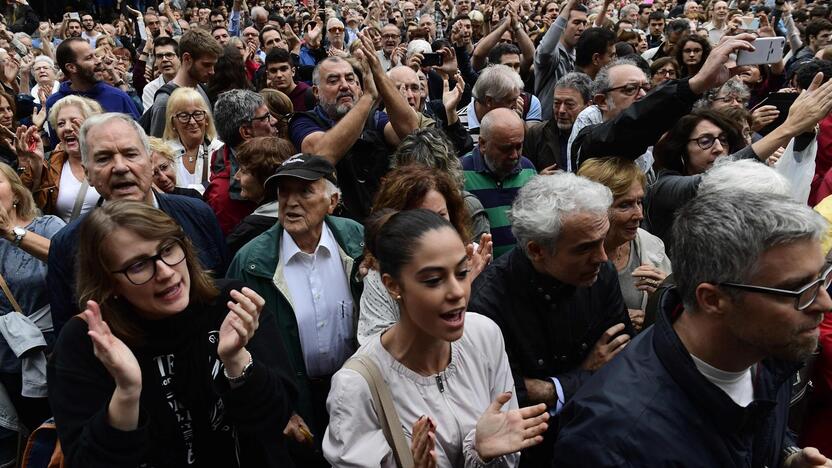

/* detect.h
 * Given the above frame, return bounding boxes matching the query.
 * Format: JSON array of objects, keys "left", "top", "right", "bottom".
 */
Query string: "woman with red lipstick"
[
  {"left": 47, "top": 201, "right": 296, "bottom": 467},
  {"left": 578, "top": 158, "right": 671, "bottom": 332},
  {"left": 17, "top": 95, "right": 103, "bottom": 221},
  {"left": 324, "top": 209, "right": 548, "bottom": 468}
]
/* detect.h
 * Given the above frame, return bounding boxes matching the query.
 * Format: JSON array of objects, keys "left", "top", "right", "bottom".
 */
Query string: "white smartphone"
[
  {"left": 736, "top": 37, "right": 786, "bottom": 66},
  {"left": 69, "top": 12, "right": 80, "bottom": 20}
]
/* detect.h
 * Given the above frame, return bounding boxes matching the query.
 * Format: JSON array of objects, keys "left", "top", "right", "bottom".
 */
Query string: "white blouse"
[
  {"left": 324, "top": 313, "right": 519, "bottom": 468},
  {"left": 166, "top": 139, "right": 224, "bottom": 194}
]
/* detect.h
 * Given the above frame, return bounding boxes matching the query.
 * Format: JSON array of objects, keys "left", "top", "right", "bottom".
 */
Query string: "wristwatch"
[
  {"left": 11, "top": 227, "right": 26, "bottom": 247},
  {"left": 223, "top": 352, "right": 254, "bottom": 385}
]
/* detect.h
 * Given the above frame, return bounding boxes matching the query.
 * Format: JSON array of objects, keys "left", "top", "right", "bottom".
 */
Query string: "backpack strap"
[{"left": 343, "top": 355, "right": 414, "bottom": 468}]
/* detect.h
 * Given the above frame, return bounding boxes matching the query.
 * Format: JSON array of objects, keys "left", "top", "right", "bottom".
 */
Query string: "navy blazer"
[{"left": 47, "top": 192, "right": 228, "bottom": 333}]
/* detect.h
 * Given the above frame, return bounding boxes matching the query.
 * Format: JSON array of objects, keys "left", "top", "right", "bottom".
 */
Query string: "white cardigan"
[{"left": 324, "top": 313, "right": 519, "bottom": 468}]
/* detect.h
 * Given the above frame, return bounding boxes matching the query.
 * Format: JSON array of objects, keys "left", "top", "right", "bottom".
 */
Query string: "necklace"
[{"left": 613, "top": 242, "right": 630, "bottom": 268}]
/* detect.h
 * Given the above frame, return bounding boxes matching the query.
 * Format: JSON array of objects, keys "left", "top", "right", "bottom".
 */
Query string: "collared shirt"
[
  {"left": 461, "top": 146, "right": 536, "bottom": 258},
  {"left": 279, "top": 223, "right": 355, "bottom": 377}
]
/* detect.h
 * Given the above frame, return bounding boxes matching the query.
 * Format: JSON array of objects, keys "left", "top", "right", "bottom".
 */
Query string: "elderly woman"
[
  {"left": 29, "top": 56, "right": 59, "bottom": 104},
  {"left": 47, "top": 201, "right": 296, "bottom": 467},
  {"left": 673, "top": 34, "right": 710, "bottom": 78},
  {"left": 18, "top": 95, "right": 103, "bottom": 221},
  {"left": 148, "top": 137, "right": 202, "bottom": 199},
  {"left": 649, "top": 57, "right": 679, "bottom": 87},
  {"left": 163, "top": 87, "right": 223, "bottom": 193},
  {"left": 227, "top": 137, "right": 295, "bottom": 257},
  {"left": 578, "top": 158, "right": 671, "bottom": 332},
  {"left": 646, "top": 85, "right": 830, "bottom": 246},
  {"left": 0, "top": 163, "right": 65, "bottom": 438},
  {"left": 358, "top": 165, "right": 492, "bottom": 344}
]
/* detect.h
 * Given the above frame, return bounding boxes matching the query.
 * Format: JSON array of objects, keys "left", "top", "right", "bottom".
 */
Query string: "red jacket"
[
  {"left": 799, "top": 314, "right": 832, "bottom": 455},
  {"left": 204, "top": 144, "right": 256, "bottom": 236}
]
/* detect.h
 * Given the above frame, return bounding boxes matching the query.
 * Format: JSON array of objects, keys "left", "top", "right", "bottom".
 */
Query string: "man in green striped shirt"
[{"left": 462, "top": 108, "right": 537, "bottom": 257}]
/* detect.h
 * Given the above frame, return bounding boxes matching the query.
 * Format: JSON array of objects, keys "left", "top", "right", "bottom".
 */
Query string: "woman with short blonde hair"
[
  {"left": 578, "top": 157, "right": 671, "bottom": 332},
  {"left": 163, "top": 87, "right": 222, "bottom": 193}
]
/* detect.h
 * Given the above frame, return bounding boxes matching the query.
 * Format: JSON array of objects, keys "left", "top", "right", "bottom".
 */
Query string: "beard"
[{"left": 321, "top": 93, "right": 356, "bottom": 120}]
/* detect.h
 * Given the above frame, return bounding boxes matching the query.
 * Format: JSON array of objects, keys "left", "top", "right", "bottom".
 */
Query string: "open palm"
[{"left": 475, "top": 392, "right": 549, "bottom": 461}]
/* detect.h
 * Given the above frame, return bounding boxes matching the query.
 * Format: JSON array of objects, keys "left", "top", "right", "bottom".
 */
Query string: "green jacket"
[{"left": 226, "top": 216, "right": 365, "bottom": 425}]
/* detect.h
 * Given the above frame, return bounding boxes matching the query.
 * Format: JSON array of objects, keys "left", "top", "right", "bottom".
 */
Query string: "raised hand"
[
  {"left": 467, "top": 232, "right": 493, "bottom": 281},
  {"left": 14, "top": 125, "right": 45, "bottom": 168},
  {"left": 411, "top": 415, "right": 438, "bottom": 468},
  {"left": 475, "top": 392, "right": 549, "bottom": 461},
  {"left": 407, "top": 51, "right": 424, "bottom": 71},
  {"left": 217, "top": 287, "right": 264, "bottom": 363},
  {"left": 81, "top": 300, "right": 142, "bottom": 393},
  {"left": 689, "top": 33, "right": 756, "bottom": 94},
  {"left": 781, "top": 72, "right": 832, "bottom": 135}
]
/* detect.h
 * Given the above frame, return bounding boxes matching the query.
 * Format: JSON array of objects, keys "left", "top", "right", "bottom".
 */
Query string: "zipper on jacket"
[{"left": 435, "top": 374, "right": 445, "bottom": 393}]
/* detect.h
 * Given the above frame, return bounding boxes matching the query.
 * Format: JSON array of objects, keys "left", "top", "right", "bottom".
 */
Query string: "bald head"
[
  {"left": 388, "top": 65, "right": 422, "bottom": 109},
  {"left": 481, "top": 108, "right": 524, "bottom": 139},
  {"left": 480, "top": 108, "right": 525, "bottom": 178}
]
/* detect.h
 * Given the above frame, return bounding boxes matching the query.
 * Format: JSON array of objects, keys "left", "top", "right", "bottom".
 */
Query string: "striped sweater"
[{"left": 462, "top": 147, "right": 537, "bottom": 258}]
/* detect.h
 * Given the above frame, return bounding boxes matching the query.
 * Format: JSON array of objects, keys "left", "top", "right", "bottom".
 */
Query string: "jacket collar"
[
  {"left": 652, "top": 287, "right": 801, "bottom": 435},
  {"left": 467, "top": 146, "right": 525, "bottom": 179},
  {"left": 507, "top": 247, "right": 576, "bottom": 298},
  {"left": 243, "top": 216, "right": 361, "bottom": 280}
]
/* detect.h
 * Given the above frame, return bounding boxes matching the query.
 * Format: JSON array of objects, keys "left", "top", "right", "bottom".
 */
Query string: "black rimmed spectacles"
[
  {"left": 174, "top": 111, "right": 206, "bottom": 124},
  {"left": 605, "top": 82, "right": 651, "bottom": 96},
  {"left": 111, "top": 239, "right": 187, "bottom": 286},
  {"left": 718, "top": 263, "right": 832, "bottom": 311},
  {"left": 689, "top": 133, "right": 728, "bottom": 150}
]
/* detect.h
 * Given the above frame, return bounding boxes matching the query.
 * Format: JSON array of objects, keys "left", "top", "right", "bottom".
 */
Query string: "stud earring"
[{"left": 395, "top": 295, "right": 402, "bottom": 301}]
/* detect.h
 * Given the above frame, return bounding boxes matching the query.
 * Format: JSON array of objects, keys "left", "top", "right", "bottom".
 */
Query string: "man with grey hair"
[
  {"left": 206, "top": 89, "right": 278, "bottom": 234},
  {"left": 46, "top": 112, "right": 227, "bottom": 334},
  {"left": 227, "top": 153, "right": 364, "bottom": 468},
  {"left": 525, "top": 72, "right": 592, "bottom": 172},
  {"left": 464, "top": 64, "right": 532, "bottom": 137},
  {"left": 567, "top": 58, "right": 651, "bottom": 172},
  {"left": 462, "top": 108, "right": 535, "bottom": 257},
  {"left": 470, "top": 172, "right": 634, "bottom": 466},
  {"left": 554, "top": 191, "right": 832, "bottom": 467},
  {"left": 289, "top": 46, "right": 418, "bottom": 221}
]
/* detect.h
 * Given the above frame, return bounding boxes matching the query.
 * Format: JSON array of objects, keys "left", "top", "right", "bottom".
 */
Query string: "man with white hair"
[
  {"left": 462, "top": 108, "right": 535, "bottom": 257},
  {"left": 227, "top": 153, "right": 364, "bottom": 468},
  {"left": 46, "top": 113, "right": 228, "bottom": 334},
  {"left": 470, "top": 172, "right": 635, "bottom": 466},
  {"left": 250, "top": 5, "right": 269, "bottom": 30},
  {"left": 464, "top": 64, "right": 536, "bottom": 138},
  {"left": 554, "top": 190, "right": 832, "bottom": 467}
]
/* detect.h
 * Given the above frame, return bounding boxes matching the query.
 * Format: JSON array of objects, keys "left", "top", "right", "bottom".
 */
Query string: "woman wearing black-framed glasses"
[{"left": 48, "top": 201, "right": 297, "bottom": 467}]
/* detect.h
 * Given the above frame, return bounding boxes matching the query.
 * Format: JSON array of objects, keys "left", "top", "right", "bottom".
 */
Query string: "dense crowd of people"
[{"left": 1, "top": 0, "right": 832, "bottom": 465}]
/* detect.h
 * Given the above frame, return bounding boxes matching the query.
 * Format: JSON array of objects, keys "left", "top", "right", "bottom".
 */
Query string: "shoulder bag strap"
[
  {"left": 69, "top": 180, "right": 90, "bottom": 222},
  {"left": 0, "top": 271, "right": 22, "bottom": 313},
  {"left": 343, "top": 355, "right": 415, "bottom": 468}
]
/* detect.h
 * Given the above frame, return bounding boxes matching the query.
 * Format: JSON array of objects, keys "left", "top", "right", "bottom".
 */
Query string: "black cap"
[{"left": 264, "top": 153, "right": 337, "bottom": 192}]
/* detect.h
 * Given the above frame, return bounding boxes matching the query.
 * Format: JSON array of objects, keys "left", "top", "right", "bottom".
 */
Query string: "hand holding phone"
[{"left": 736, "top": 36, "right": 785, "bottom": 66}]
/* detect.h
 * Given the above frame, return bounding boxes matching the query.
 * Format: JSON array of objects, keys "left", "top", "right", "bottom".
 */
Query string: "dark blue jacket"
[
  {"left": 46, "top": 81, "right": 141, "bottom": 119},
  {"left": 47, "top": 193, "right": 229, "bottom": 334},
  {"left": 552, "top": 287, "right": 797, "bottom": 468}
]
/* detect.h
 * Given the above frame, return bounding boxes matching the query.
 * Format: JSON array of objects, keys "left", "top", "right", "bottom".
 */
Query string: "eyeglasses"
[
  {"left": 274, "top": 112, "right": 293, "bottom": 121},
  {"left": 689, "top": 133, "right": 728, "bottom": 150},
  {"left": 719, "top": 263, "right": 832, "bottom": 311},
  {"left": 174, "top": 110, "right": 206, "bottom": 123},
  {"left": 606, "top": 82, "right": 652, "bottom": 96},
  {"left": 328, "top": 27, "right": 345, "bottom": 33},
  {"left": 156, "top": 52, "right": 177, "bottom": 60},
  {"left": 248, "top": 112, "right": 272, "bottom": 123},
  {"left": 712, "top": 94, "right": 748, "bottom": 106},
  {"left": 111, "top": 239, "right": 187, "bottom": 286},
  {"left": 152, "top": 162, "right": 173, "bottom": 177},
  {"left": 655, "top": 68, "right": 677, "bottom": 78}
]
